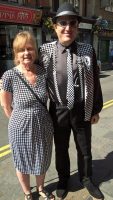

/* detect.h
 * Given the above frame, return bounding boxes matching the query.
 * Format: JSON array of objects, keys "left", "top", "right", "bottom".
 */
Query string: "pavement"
[{"left": 0, "top": 71, "right": 113, "bottom": 200}]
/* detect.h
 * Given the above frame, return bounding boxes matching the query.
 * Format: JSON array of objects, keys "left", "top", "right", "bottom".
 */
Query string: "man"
[{"left": 39, "top": 2, "right": 104, "bottom": 199}]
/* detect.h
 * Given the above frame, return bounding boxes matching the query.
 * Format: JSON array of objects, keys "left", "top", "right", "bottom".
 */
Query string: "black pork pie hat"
[{"left": 52, "top": 2, "right": 82, "bottom": 23}]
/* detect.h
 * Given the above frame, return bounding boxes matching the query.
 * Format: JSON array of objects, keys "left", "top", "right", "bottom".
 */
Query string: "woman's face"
[{"left": 16, "top": 42, "right": 36, "bottom": 67}]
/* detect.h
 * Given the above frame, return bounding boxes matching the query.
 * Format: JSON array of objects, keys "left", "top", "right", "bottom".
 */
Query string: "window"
[
  {"left": 68, "top": 0, "right": 79, "bottom": 13},
  {"left": 52, "top": 0, "right": 59, "bottom": 11},
  {"left": 101, "top": 0, "right": 110, "bottom": 8},
  {"left": 101, "top": 0, "right": 113, "bottom": 12},
  {"left": 9, "top": 0, "right": 18, "bottom": 2},
  {"left": 23, "top": 0, "right": 36, "bottom": 6}
]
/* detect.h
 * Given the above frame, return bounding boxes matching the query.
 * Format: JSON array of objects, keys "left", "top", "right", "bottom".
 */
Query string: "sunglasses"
[{"left": 57, "top": 20, "right": 77, "bottom": 28}]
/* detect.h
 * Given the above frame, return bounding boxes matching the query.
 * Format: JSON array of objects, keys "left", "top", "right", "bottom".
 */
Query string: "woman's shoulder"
[
  {"left": 2, "top": 68, "right": 16, "bottom": 80},
  {"left": 40, "top": 41, "right": 57, "bottom": 50},
  {"left": 1, "top": 68, "right": 16, "bottom": 91}
]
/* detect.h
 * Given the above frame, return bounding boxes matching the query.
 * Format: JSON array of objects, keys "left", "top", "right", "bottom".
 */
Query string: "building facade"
[
  {"left": 1, "top": 0, "right": 112, "bottom": 76},
  {"left": 44, "top": 0, "right": 113, "bottom": 68},
  {"left": 0, "top": 0, "right": 95, "bottom": 77},
  {"left": 83, "top": 0, "right": 113, "bottom": 68},
  {"left": 0, "top": 0, "right": 49, "bottom": 76},
  {"left": 95, "top": 0, "right": 113, "bottom": 68}
]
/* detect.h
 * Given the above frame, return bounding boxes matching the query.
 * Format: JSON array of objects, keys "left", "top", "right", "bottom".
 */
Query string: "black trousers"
[{"left": 49, "top": 102, "right": 92, "bottom": 182}]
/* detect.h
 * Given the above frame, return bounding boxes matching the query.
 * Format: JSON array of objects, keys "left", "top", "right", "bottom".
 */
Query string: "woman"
[{"left": 0, "top": 31, "right": 55, "bottom": 200}]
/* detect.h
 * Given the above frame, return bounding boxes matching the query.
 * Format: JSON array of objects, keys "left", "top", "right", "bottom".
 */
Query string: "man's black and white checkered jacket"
[{"left": 39, "top": 40, "right": 103, "bottom": 121}]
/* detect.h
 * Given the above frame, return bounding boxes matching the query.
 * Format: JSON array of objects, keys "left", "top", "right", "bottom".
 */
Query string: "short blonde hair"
[{"left": 13, "top": 31, "right": 38, "bottom": 65}]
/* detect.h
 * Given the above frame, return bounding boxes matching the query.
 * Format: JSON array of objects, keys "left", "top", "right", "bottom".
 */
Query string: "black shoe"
[
  {"left": 82, "top": 178, "right": 104, "bottom": 199},
  {"left": 56, "top": 180, "right": 68, "bottom": 199}
]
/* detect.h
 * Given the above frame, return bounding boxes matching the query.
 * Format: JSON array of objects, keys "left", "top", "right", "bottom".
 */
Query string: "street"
[{"left": 0, "top": 69, "right": 113, "bottom": 200}]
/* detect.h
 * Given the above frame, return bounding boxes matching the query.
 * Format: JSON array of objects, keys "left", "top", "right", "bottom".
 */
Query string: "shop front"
[
  {"left": 78, "top": 22, "right": 93, "bottom": 45},
  {"left": 0, "top": 3, "right": 42, "bottom": 77},
  {"left": 98, "top": 30, "right": 113, "bottom": 69}
]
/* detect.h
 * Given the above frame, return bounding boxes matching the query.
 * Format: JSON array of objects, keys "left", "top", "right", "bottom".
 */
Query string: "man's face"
[{"left": 54, "top": 15, "right": 78, "bottom": 46}]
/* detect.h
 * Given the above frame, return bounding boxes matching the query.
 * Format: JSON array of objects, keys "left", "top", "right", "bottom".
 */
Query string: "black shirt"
[{"left": 53, "top": 41, "right": 78, "bottom": 105}]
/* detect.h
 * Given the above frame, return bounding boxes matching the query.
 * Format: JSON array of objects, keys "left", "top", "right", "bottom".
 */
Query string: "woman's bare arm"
[
  {"left": 0, "top": 79, "right": 2, "bottom": 104},
  {"left": 1, "top": 90, "right": 13, "bottom": 118}
]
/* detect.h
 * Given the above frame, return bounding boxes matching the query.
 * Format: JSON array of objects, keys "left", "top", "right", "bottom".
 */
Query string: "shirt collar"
[
  {"left": 57, "top": 40, "right": 77, "bottom": 53},
  {"left": 57, "top": 41, "right": 66, "bottom": 53}
]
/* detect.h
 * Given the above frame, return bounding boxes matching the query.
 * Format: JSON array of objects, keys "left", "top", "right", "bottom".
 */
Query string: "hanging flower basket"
[
  {"left": 92, "top": 17, "right": 108, "bottom": 34},
  {"left": 92, "top": 24, "right": 102, "bottom": 34},
  {"left": 42, "top": 17, "right": 54, "bottom": 34}
]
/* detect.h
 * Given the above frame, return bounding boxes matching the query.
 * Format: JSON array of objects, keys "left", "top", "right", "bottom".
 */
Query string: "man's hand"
[{"left": 91, "top": 113, "right": 100, "bottom": 124}]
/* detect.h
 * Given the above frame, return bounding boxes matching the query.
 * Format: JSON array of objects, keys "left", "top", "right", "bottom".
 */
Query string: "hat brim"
[{"left": 52, "top": 11, "right": 82, "bottom": 23}]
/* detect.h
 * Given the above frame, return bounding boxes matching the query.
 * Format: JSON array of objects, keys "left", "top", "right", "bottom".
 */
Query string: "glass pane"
[{"left": 9, "top": 0, "right": 18, "bottom": 2}]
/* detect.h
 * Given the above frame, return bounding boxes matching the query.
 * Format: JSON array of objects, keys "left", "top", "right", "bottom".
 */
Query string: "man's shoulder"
[
  {"left": 76, "top": 42, "right": 93, "bottom": 54},
  {"left": 40, "top": 41, "right": 57, "bottom": 50},
  {"left": 76, "top": 41, "right": 93, "bottom": 49}
]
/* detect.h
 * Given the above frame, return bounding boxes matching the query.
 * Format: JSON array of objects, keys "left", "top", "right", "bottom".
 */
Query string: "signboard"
[
  {"left": 0, "top": 4, "right": 42, "bottom": 25},
  {"left": 79, "top": 23, "right": 92, "bottom": 29}
]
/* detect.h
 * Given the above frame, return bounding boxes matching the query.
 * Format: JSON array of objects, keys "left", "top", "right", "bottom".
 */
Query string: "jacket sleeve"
[
  {"left": 38, "top": 46, "right": 51, "bottom": 70},
  {"left": 92, "top": 48, "right": 103, "bottom": 116},
  {"left": 38, "top": 46, "right": 44, "bottom": 66}
]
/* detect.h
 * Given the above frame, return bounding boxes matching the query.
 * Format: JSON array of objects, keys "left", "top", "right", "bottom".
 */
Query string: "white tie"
[{"left": 66, "top": 48, "right": 74, "bottom": 109}]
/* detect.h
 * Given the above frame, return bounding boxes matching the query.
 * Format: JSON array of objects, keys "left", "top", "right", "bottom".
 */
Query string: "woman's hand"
[
  {"left": 0, "top": 79, "right": 2, "bottom": 89},
  {"left": 0, "top": 79, "right": 2, "bottom": 104}
]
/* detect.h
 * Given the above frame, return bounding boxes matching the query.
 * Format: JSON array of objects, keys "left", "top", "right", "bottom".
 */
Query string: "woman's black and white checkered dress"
[{"left": 2, "top": 66, "right": 54, "bottom": 175}]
